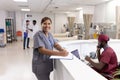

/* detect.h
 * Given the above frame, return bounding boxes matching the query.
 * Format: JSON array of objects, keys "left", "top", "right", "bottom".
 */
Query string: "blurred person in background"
[
  {"left": 32, "top": 20, "right": 40, "bottom": 36},
  {"left": 23, "top": 20, "right": 33, "bottom": 49}
]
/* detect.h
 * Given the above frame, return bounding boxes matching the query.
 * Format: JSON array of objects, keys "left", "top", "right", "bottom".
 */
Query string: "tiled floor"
[{"left": 0, "top": 40, "right": 37, "bottom": 80}]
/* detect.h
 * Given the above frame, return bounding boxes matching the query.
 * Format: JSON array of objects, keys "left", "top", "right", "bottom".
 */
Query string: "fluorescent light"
[
  {"left": 21, "top": 9, "right": 30, "bottom": 11},
  {"left": 65, "top": 12, "right": 71, "bottom": 14},
  {"left": 13, "top": 0, "right": 27, "bottom": 2},
  {"left": 104, "top": 0, "right": 109, "bottom": 1},
  {"left": 76, "top": 7, "right": 83, "bottom": 10}
]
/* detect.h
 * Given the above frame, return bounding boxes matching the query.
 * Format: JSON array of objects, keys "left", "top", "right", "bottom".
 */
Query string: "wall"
[
  {"left": 16, "top": 12, "right": 54, "bottom": 33},
  {"left": 15, "top": 12, "right": 67, "bottom": 33},
  {"left": 16, "top": 11, "right": 22, "bottom": 32},
  {"left": 94, "top": 0, "right": 120, "bottom": 24},
  {"left": 0, "top": 11, "right": 7, "bottom": 44},
  {"left": 83, "top": 6, "right": 95, "bottom": 14},
  {"left": 68, "top": 6, "right": 95, "bottom": 24},
  {"left": 0, "top": 5, "right": 95, "bottom": 34},
  {"left": 0, "top": 11, "right": 7, "bottom": 30},
  {"left": 54, "top": 13, "right": 67, "bottom": 33},
  {"left": 0, "top": 6, "right": 94, "bottom": 34},
  {"left": 94, "top": 3, "right": 106, "bottom": 23}
]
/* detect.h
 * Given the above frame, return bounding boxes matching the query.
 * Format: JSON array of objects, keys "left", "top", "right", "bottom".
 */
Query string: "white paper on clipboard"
[{"left": 50, "top": 53, "right": 73, "bottom": 60}]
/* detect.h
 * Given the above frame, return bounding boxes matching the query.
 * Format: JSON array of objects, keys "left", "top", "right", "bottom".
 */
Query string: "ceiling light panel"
[
  {"left": 13, "top": 0, "right": 28, "bottom": 2},
  {"left": 76, "top": 7, "right": 83, "bottom": 10},
  {"left": 21, "top": 8, "right": 30, "bottom": 11}
]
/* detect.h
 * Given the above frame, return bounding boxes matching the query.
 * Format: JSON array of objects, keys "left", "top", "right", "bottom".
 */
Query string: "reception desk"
[{"left": 53, "top": 39, "right": 120, "bottom": 80}]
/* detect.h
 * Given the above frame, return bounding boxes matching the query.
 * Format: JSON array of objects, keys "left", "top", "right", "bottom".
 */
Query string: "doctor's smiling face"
[{"left": 41, "top": 17, "right": 52, "bottom": 34}]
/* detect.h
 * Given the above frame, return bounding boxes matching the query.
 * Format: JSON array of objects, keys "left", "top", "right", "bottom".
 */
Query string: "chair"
[
  {"left": 112, "top": 63, "right": 120, "bottom": 80},
  {"left": 103, "top": 63, "right": 120, "bottom": 80},
  {"left": 16, "top": 31, "right": 22, "bottom": 41},
  {"left": 113, "top": 70, "right": 120, "bottom": 80}
]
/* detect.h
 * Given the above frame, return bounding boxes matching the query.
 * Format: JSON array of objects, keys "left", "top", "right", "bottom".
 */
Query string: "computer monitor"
[
  {"left": 71, "top": 49, "right": 80, "bottom": 59},
  {"left": 71, "top": 49, "right": 92, "bottom": 66}
]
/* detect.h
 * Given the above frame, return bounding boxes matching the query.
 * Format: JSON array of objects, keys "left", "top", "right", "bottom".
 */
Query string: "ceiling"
[{"left": 0, "top": 0, "right": 110, "bottom": 13}]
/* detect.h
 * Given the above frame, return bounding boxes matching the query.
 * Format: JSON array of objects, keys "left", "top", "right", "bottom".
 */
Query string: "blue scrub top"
[{"left": 32, "top": 31, "right": 57, "bottom": 74}]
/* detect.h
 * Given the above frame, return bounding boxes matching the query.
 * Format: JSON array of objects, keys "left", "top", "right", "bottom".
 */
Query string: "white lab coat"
[
  {"left": 32, "top": 24, "right": 40, "bottom": 37},
  {"left": 23, "top": 25, "right": 33, "bottom": 38},
  {"left": 96, "top": 25, "right": 100, "bottom": 34}
]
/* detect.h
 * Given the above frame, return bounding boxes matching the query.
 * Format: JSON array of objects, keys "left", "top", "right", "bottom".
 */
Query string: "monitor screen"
[{"left": 71, "top": 49, "right": 80, "bottom": 59}]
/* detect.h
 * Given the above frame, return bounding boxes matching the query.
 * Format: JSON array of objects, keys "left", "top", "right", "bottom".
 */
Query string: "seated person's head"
[{"left": 97, "top": 34, "right": 109, "bottom": 48}]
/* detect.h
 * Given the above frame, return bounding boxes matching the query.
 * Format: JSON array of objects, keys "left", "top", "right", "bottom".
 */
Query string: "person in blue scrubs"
[{"left": 32, "top": 17, "right": 68, "bottom": 80}]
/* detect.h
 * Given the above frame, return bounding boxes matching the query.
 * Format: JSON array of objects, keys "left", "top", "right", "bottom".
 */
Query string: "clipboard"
[{"left": 50, "top": 53, "right": 73, "bottom": 60}]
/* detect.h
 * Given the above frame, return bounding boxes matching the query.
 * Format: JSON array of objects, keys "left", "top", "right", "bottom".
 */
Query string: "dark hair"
[
  {"left": 26, "top": 20, "right": 29, "bottom": 22},
  {"left": 33, "top": 20, "right": 36, "bottom": 23},
  {"left": 41, "top": 17, "right": 52, "bottom": 24}
]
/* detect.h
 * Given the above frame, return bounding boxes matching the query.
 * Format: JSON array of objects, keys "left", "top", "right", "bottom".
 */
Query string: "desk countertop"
[
  {"left": 60, "top": 56, "right": 107, "bottom": 80},
  {"left": 57, "top": 39, "right": 120, "bottom": 80}
]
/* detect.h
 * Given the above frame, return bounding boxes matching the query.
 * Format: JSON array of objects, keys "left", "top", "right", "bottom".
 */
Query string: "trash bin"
[{"left": 0, "top": 29, "right": 6, "bottom": 47}]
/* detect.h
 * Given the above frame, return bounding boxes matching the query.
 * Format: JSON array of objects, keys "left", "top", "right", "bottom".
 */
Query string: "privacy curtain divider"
[
  {"left": 67, "top": 17, "right": 75, "bottom": 36},
  {"left": 83, "top": 14, "right": 93, "bottom": 39}
]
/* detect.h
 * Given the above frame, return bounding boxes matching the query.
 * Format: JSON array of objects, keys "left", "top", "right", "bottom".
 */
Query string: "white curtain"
[
  {"left": 116, "top": 6, "right": 120, "bottom": 39},
  {"left": 83, "top": 14, "right": 93, "bottom": 39},
  {"left": 67, "top": 17, "right": 75, "bottom": 36},
  {"left": 67, "top": 17, "right": 75, "bottom": 28}
]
